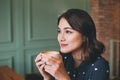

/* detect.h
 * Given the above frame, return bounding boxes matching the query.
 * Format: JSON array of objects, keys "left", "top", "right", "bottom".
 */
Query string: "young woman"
[{"left": 35, "top": 9, "right": 110, "bottom": 80}]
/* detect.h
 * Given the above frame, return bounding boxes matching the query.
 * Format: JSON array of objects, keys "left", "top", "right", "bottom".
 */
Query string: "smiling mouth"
[{"left": 60, "top": 44, "right": 68, "bottom": 47}]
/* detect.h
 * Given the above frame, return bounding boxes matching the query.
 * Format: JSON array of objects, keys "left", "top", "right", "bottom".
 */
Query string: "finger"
[
  {"left": 47, "top": 55, "right": 62, "bottom": 65},
  {"left": 36, "top": 61, "right": 45, "bottom": 68},
  {"left": 38, "top": 63, "right": 46, "bottom": 74},
  {"left": 44, "top": 64, "right": 53, "bottom": 73},
  {"left": 35, "top": 53, "right": 42, "bottom": 62},
  {"left": 47, "top": 58, "right": 57, "bottom": 66},
  {"left": 39, "top": 63, "right": 45, "bottom": 70}
]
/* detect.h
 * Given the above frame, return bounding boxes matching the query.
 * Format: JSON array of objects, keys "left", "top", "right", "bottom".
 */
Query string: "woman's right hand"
[{"left": 35, "top": 53, "right": 52, "bottom": 80}]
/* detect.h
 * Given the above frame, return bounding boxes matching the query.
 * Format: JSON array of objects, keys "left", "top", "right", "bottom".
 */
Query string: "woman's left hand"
[{"left": 43, "top": 54, "right": 70, "bottom": 80}]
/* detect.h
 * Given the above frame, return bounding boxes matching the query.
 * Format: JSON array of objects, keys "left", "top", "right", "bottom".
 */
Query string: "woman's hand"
[
  {"left": 35, "top": 53, "right": 52, "bottom": 80},
  {"left": 43, "top": 54, "right": 70, "bottom": 80}
]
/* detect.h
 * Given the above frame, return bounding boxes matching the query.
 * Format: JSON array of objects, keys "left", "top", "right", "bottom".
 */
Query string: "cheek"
[
  {"left": 69, "top": 36, "right": 83, "bottom": 49},
  {"left": 72, "top": 39, "right": 82, "bottom": 46}
]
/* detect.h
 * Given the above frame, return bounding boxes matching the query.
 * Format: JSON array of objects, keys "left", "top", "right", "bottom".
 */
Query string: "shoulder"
[
  {"left": 85, "top": 56, "right": 110, "bottom": 80},
  {"left": 88, "top": 56, "right": 110, "bottom": 74},
  {"left": 92, "top": 56, "right": 109, "bottom": 68}
]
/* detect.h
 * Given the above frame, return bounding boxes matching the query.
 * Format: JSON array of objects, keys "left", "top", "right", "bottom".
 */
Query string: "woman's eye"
[
  {"left": 66, "top": 30, "right": 72, "bottom": 34},
  {"left": 57, "top": 29, "right": 61, "bottom": 33}
]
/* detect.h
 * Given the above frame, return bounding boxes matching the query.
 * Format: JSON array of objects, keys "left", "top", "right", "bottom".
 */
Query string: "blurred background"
[{"left": 0, "top": 0, "right": 119, "bottom": 80}]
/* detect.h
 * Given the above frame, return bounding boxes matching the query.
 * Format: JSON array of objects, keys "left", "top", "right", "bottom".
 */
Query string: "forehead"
[{"left": 58, "top": 18, "right": 72, "bottom": 29}]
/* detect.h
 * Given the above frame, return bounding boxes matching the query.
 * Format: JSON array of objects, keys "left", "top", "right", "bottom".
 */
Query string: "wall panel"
[
  {"left": 0, "top": 0, "right": 22, "bottom": 76},
  {"left": 0, "top": 51, "right": 19, "bottom": 71},
  {"left": 0, "top": 0, "right": 12, "bottom": 43}
]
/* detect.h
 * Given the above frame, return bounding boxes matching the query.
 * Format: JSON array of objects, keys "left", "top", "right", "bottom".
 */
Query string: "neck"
[{"left": 72, "top": 51, "right": 82, "bottom": 68}]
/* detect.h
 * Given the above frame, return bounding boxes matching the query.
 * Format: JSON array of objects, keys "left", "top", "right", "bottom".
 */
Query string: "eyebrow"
[
  {"left": 64, "top": 27, "right": 72, "bottom": 30},
  {"left": 58, "top": 27, "right": 73, "bottom": 30}
]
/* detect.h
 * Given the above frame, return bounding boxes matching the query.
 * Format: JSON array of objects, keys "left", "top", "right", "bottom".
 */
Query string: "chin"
[{"left": 60, "top": 49, "right": 71, "bottom": 54}]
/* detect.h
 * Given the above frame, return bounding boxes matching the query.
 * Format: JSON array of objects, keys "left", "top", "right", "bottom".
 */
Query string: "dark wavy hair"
[{"left": 57, "top": 9, "right": 105, "bottom": 62}]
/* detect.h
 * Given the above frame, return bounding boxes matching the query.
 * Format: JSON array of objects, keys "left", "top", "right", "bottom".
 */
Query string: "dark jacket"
[{"left": 60, "top": 53, "right": 110, "bottom": 80}]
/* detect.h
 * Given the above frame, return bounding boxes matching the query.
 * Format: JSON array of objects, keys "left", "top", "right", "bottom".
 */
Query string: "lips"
[{"left": 60, "top": 44, "right": 68, "bottom": 47}]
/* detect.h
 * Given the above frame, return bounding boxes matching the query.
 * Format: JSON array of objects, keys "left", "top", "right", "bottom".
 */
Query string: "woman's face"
[{"left": 57, "top": 18, "right": 83, "bottom": 53}]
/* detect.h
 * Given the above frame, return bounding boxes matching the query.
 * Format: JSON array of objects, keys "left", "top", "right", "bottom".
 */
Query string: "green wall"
[{"left": 0, "top": 0, "right": 90, "bottom": 77}]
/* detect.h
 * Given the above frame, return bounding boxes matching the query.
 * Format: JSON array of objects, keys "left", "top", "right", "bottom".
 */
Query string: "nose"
[{"left": 58, "top": 33, "right": 66, "bottom": 42}]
